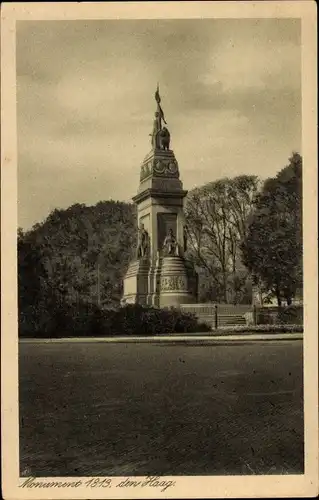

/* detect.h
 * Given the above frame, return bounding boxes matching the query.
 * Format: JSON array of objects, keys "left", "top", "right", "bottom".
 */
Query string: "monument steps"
[{"left": 195, "top": 314, "right": 247, "bottom": 327}]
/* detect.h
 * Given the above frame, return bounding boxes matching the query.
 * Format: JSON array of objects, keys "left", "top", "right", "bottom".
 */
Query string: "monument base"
[
  {"left": 122, "top": 255, "right": 197, "bottom": 308},
  {"left": 121, "top": 258, "right": 150, "bottom": 305},
  {"left": 159, "top": 256, "right": 197, "bottom": 307}
]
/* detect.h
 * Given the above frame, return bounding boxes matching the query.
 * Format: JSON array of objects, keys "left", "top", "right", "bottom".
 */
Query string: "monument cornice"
[{"left": 132, "top": 188, "right": 188, "bottom": 204}]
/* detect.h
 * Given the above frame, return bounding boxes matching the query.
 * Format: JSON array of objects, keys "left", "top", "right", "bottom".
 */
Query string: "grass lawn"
[{"left": 19, "top": 339, "right": 303, "bottom": 476}]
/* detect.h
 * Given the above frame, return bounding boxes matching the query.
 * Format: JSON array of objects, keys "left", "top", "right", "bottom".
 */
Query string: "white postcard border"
[{"left": 1, "top": 2, "right": 318, "bottom": 499}]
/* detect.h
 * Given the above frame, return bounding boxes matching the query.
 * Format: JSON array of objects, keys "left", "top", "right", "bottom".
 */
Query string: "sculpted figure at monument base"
[
  {"left": 136, "top": 223, "right": 149, "bottom": 259},
  {"left": 162, "top": 229, "right": 180, "bottom": 256}
]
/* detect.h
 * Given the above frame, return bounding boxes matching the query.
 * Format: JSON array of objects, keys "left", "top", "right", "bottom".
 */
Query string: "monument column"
[{"left": 122, "top": 86, "right": 198, "bottom": 307}]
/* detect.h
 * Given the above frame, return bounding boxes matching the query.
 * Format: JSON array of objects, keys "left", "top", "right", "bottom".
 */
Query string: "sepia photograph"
[{"left": 1, "top": 2, "right": 318, "bottom": 499}]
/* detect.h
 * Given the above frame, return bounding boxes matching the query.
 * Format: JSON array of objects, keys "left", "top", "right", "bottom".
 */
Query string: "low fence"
[
  {"left": 180, "top": 304, "right": 253, "bottom": 315},
  {"left": 180, "top": 304, "right": 303, "bottom": 329}
]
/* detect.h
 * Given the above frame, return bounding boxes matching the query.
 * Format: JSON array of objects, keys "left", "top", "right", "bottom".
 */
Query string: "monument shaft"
[{"left": 122, "top": 88, "right": 198, "bottom": 307}]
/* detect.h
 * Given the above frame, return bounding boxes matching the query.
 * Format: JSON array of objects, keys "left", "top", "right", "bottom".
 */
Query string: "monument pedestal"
[
  {"left": 122, "top": 258, "right": 150, "bottom": 305},
  {"left": 159, "top": 256, "right": 197, "bottom": 307},
  {"left": 147, "top": 255, "right": 162, "bottom": 307},
  {"left": 122, "top": 255, "right": 197, "bottom": 307}
]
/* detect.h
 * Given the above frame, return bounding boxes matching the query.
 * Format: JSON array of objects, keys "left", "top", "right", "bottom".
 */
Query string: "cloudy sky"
[{"left": 17, "top": 18, "right": 301, "bottom": 230}]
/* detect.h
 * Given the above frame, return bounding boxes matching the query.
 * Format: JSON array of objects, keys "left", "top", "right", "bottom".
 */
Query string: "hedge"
[
  {"left": 212, "top": 324, "right": 303, "bottom": 335},
  {"left": 19, "top": 303, "right": 211, "bottom": 338}
]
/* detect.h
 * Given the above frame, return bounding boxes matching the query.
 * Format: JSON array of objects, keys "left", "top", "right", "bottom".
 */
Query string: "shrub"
[
  {"left": 277, "top": 306, "right": 303, "bottom": 325},
  {"left": 213, "top": 324, "right": 303, "bottom": 334},
  {"left": 256, "top": 308, "right": 276, "bottom": 325},
  {"left": 20, "top": 302, "right": 303, "bottom": 338},
  {"left": 19, "top": 302, "right": 211, "bottom": 338},
  {"left": 256, "top": 306, "right": 303, "bottom": 326},
  {"left": 106, "top": 305, "right": 210, "bottom": 336}
]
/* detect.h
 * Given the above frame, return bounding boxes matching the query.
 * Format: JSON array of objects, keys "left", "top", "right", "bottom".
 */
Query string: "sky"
[{"left": 16, "top": 18, "right": 301, "bottom": 230}]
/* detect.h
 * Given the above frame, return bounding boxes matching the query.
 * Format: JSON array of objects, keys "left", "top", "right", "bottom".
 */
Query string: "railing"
[
  {"left": 180, "top": 303, "right": 253, "bottom": 315},
  {"left": 180, "top": 303, "right": 303, "bottom": 328}
]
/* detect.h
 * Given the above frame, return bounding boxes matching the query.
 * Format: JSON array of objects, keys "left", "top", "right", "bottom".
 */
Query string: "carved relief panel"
[
  {"left": 140, "top": 156, "right": 180, "bottom": 181},
  {"left": 160, "top": 276, "right": 188, "bottom": 291},
  {"left": 153, "top": 158, "right": 179, "bottom": 177}
]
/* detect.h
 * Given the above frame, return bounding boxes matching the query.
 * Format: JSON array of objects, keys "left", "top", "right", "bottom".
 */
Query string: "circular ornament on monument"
[
  {"left": 167, "top": 161, "right": 178, "bottom": 175},
  {"left": 154, "top": 160, "right": 165, "bottom": 174}
]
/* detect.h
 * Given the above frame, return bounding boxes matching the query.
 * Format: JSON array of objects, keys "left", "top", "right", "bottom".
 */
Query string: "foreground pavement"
[
  {"left": 20, "top": 332, "right": 303, "bottom": 343},
  {"left": 19, "top": 339, "right": 303, "bottom": 476}
]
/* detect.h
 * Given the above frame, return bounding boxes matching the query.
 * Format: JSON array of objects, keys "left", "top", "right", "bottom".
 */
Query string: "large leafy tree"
[
  {"left": 185, "top": 175, "right": 260, "bottom": 303},
  {"left": 241, "top": 153, "right": 302, "bottom": 306},
  {"left": 18, "top": 201, "right": 137, "bottom": 335}
]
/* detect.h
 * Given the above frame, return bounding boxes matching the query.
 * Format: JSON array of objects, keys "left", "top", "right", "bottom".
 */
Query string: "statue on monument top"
[
  {"left": 150, "top": 84, "right": 171, "bottom": 151},
  {"left": 158, "top": 126, "right": 170, "bottom": 151}
]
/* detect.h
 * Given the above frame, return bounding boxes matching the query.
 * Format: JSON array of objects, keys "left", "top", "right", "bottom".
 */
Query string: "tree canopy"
[
  {"left": 185, "top": 175, "right": 260, "bottom": 303},
  {"left": 241, "top": 153, "right": 302, "bottom": 306},
  {"left": 18, "top": 201, "right": 137, "bottom": 333}
]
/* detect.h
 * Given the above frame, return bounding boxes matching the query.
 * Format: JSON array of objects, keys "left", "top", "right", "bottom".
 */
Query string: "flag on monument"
[
  {"left": 159, "top": 105, "right": 167, "bottom": 124},
  {"left": 155, "top": 86, "right": 161, "bottom": 103},
  {"left": 155, "top": 84, "right": 167, "bottom": 124}
]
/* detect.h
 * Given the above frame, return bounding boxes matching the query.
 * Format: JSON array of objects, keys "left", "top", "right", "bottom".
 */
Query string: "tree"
[
  {"left": 241, "top": 153, "right": 302, "bottom": 306},
  {"left": 18, "top": 200, "right": 137, "bottom": 335},
  {"left": 18, "top": 229, "right": 54, "bottom": 333},
  {"left": 185, "top": 175, "right": 260, "bottom": 303}
]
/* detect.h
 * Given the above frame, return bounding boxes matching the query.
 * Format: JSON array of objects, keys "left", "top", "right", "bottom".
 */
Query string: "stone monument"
[{"left": 122, "top": 85, "right": 198, "bottom": 307}]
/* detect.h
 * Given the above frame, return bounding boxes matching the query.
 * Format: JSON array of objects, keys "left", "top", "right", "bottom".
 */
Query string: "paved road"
[{"left": 19, "top": 340, "right": 304, "bottom": 476}]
